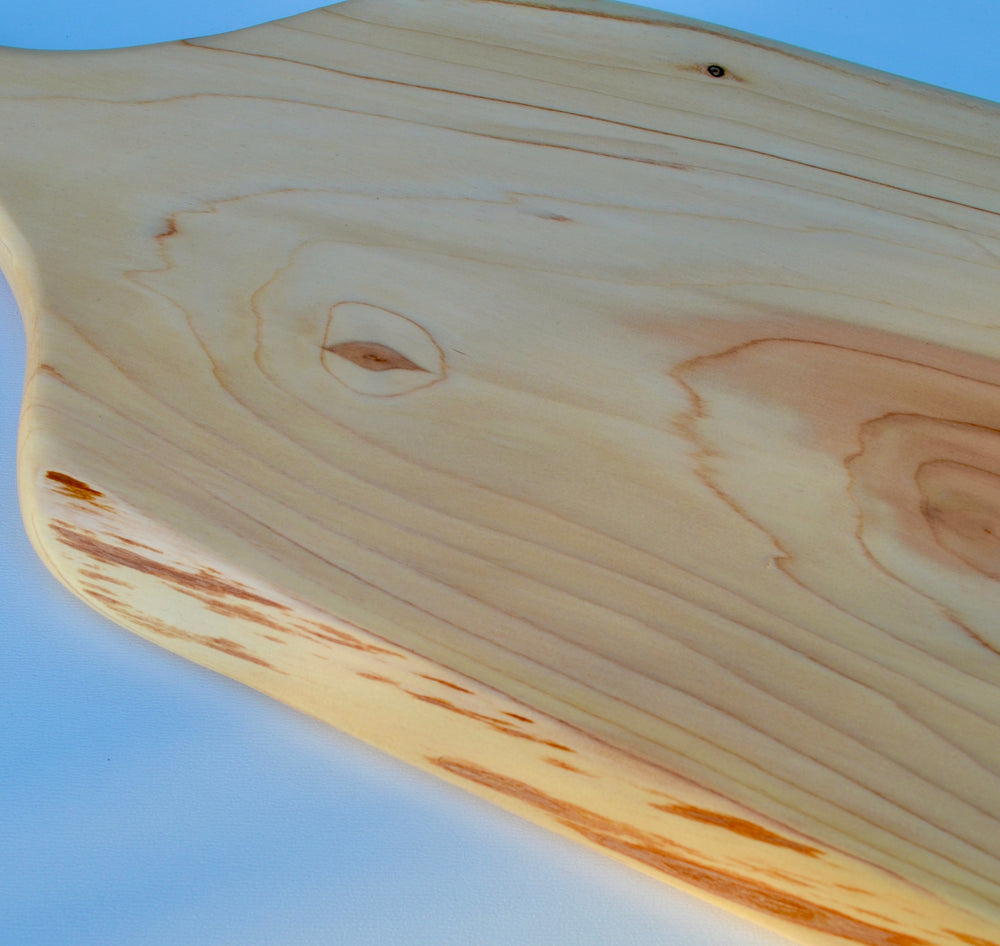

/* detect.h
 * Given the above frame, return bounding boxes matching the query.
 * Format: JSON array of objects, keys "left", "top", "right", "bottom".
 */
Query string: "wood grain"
[{"left": 2, "top": 1, "right": 1000, "bottom": 942}]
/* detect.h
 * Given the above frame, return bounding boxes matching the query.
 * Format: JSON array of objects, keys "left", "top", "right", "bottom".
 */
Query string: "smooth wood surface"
[{"left": 3, "top": 1, "right": 1000, "bottom": 942}]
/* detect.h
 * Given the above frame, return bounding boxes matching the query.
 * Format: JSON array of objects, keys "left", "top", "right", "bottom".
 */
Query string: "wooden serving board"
[{"left": 4, "top": 1, "right": 1000, "bottom": 942}]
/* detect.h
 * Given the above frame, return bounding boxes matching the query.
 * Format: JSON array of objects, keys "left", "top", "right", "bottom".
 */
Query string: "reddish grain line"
[
  {"left": 432, "top": 757, "right": 932, "bottom": 946},
  {"left": 50, "top": 521, "right": 289, "bottom": 609},
  {"left": 652, "top": 802, "right": 823, "bottom": 857}
]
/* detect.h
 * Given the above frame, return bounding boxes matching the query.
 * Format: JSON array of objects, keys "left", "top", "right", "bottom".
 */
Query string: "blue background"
[{"left": 2, "top": 2, "right": 997, "bottom": 944}]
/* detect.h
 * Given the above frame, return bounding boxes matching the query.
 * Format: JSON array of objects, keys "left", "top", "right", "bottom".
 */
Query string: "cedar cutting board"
[{"left": 3, "top": 1, "right": 1000, "bottom": 943}]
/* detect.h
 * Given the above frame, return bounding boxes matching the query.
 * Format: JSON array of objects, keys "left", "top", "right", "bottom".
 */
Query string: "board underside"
[{"left": 2, "top": 2, "right": 1000, "bottom": 943}]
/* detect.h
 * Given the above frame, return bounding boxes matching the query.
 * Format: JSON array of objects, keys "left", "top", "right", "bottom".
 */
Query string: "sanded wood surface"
[{"left": 3, "top": 1, "right": 1000, "bottom": 942}]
